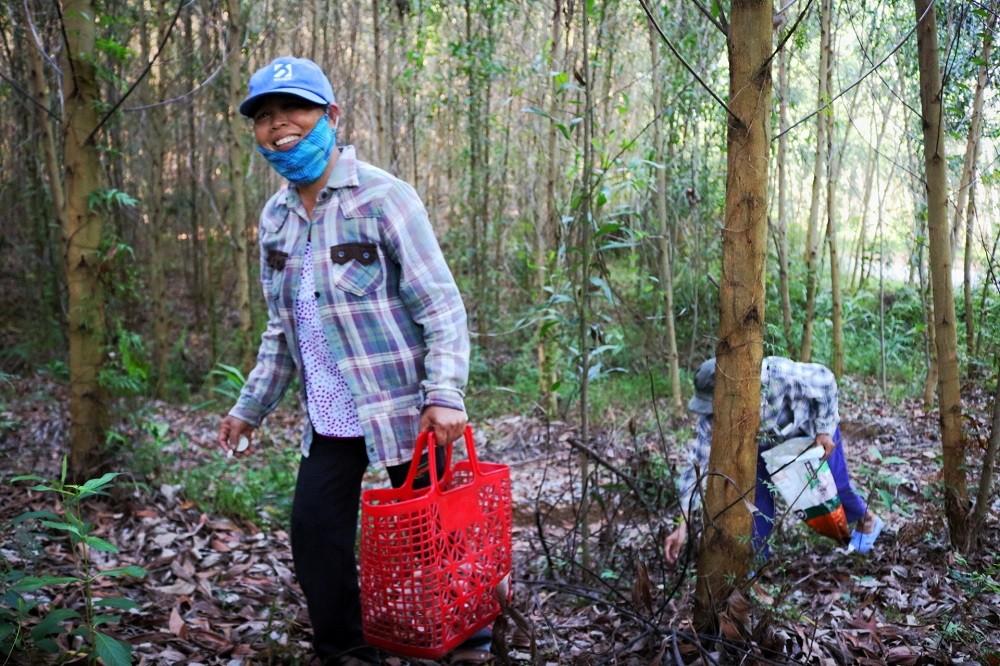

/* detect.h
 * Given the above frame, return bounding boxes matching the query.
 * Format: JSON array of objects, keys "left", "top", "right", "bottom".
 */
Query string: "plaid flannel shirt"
[
  {"left": 229, "top": 146, "right": 469, "bottom": 466},
  {"left": 676, "top": 356, "right": 840, "bottom": 515}
]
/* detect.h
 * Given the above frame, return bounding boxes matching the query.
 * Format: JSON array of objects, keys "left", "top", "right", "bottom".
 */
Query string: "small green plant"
[
  {"left": 99, "top": 327, "right": 150, "bottom": 397},
  {"left": 1, "top": 461, "right": 145, "bottom": 664},
  {"left": 176, "top": 443, "right": 299, "bottom": 526},
  {"left": 862, "top": 446, "right": 913, "bottom": 518},
  {"left": 208, "top": 362, "right": 247, "bottom": 405}
]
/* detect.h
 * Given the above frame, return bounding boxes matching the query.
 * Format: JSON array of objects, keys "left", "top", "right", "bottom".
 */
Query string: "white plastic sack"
[{"left": 760, "top": 436, "right": 850, "bottom": 542}]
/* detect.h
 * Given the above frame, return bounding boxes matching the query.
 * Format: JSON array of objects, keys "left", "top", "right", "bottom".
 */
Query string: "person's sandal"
[{"left": 848, "top": 516, "right": 884, "bottom": 554}]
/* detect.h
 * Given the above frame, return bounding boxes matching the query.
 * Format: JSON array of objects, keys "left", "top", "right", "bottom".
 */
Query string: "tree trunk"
[
  {"left": 775, "top": 44, "right": 793, "bottom": 355},
  {"left": 647, "top": 20, "right": 683, "bottom": 414},
  {"left": 920, "top": 242, "right": 937, "bottom": 409},
  {"left": 850, "top": 86, "right": 896, "bottom": 291},
  {"left": 694, "top": 0, "right": 772, "bottom": 631},
  {"left": 823, "top": 24, "right": 843, "bottom": 378},
  {"left": 959, "top": 15, "right": 994, "bottom": 354},
  {"left": 950, "top": 12, "right": 994, "bottom": 257},
  {"left": 185, "top": 9, "right": 203, "bottom": 330},
  {"left": 537, "top": 0, "right": 562, "bottom": 417},
  {"left": 914, "top": 0, "right": 968, "bottom": 548},
  {"left": 578, "top": 0, "right": 594, "bottom": 574},
  {"left": 371, "top": 0, "right": 385, "bottom": 166},
  {"left": 968, "top": 354, "right": 1000, "bottom": 549},
  {"left": 140, "top": 4, "right": 169, "bottom": 397},
  {"left": 799, "top": 0, "right": 831, "bottom": 362},
  {"left": 62, "top": 0, "right": 109, "bottom": 480},
  {"left": 226, "top": 0, "right": 253, "bottom": 371},
  {"left": 963, "top": 159, "right": 977, "bottom": 356},
  {"left": 25, "top": 11, "right": 67, "bottom": 334}
]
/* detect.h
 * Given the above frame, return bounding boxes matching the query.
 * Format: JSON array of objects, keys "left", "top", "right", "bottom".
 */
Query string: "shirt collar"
[{"left": 282, "top": 145, "right": 360, "bottom": 207}]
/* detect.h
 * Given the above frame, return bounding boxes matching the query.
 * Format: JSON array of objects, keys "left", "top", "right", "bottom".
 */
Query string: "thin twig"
[
  {"left": 0, "top": 69, "right": 61, "bottom": 122},
  {"left": 844, "top": 0, "right": 922, "bottom": 119},
  {"left": 774, "top": 0, "right": 935, "bottom": 141},
  {"left": 687, "top": 0, "right": 727, "bottom": 35},
  {"left": 23, "top": 0, "right": 61, "bottom": 76},
  {"left": 638, "top": 0, "right": 738, "bottom": 122},
  {"left": 124, "top": 58, "right": 226, "bottom": 112},
  {"left": 566, "top": 437, "right": 656, "bottom": 515},
  {"left": 52, "top": 0, "right": 76, "bottom": 88},
  {"left": 83, "top": 0, "right": 187, "bottom": 145},
  {"left": 759, "top": 0, "right": 816, "bottom": 76}
]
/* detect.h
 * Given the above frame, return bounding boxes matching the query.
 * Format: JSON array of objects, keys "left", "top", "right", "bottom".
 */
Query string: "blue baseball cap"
[{"left": 239, "top": 56, "right": 335, "bottom": 117}]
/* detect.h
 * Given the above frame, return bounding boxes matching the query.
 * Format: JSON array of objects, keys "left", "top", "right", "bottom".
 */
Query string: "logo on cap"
[{"left": 273, "top": 63, "right": 294, "bottom": 81}]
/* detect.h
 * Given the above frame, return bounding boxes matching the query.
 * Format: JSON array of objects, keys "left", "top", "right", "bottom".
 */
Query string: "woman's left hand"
[
  {"left": 420, "top": 405, "right": 468, "bottom": 445},
  {"left": 816, "top": 432, "right": 836, "bottom": 460}
]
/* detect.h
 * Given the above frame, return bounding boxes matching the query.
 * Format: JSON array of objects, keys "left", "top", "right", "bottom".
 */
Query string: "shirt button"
[{"left": 314, "top": 291, "right": 320, "bottom": 299}]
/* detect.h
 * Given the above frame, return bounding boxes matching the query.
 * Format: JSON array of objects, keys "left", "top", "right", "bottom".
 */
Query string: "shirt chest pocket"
[{"left": 329, "top": 241, "right": 384, "bottom": 297}]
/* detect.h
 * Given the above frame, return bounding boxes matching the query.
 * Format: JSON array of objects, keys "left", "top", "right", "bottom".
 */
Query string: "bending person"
[{"left": 664, "top": 356, "right": 884, "bottom": 566}]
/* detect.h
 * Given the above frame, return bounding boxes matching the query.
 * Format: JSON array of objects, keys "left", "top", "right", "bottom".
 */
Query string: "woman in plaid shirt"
[
  {"left": 663, "top": 357, "right": 884, "bottom": 565},
  {"left": 215, "top": 57, "right": 474, "bottom": 664}
]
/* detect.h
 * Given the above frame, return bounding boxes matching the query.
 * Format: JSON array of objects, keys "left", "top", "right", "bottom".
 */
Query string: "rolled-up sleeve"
[
  {"left": 379, "top": 181, "right": 469, "bottom": 412},
  {"left": 229, "top": 219, "right": 298, "bottom": 427},
  {"left": 677, "top": 415, "right": 713, "bottom": 518}
]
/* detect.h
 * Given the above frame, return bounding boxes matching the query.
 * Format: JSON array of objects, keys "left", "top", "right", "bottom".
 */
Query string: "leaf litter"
[{"left": 1, "top": 374, "right": 998, "bottom": 663}]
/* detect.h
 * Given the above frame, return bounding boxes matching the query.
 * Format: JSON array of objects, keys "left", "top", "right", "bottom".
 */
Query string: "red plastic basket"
[{"left": 359, "top": 426, "right": 513, "bottom": 659}]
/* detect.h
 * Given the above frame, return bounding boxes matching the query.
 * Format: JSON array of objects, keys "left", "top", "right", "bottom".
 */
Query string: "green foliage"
[
  {"left": 207, "top": 362, "right": 248, "bottom": 406},
  {"left": 175, "top": 443, "right": 298, "bottom": 526},
  {"left": 86, "top": 188, "right": 138, "bottom": 214},
  {"left": 98, "top": 326, "right": 150, "bottom": 397},
  {"left": 1, "top": 464, "right": 144, "bottom": 662},
  {"left": 863, "top": 445, "right": 913, "bottom": 518}
]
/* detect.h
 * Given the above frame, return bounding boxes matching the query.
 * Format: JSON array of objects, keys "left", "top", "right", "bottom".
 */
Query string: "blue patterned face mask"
[{"left": 257, "top": 114, "right": 336, "bottom": 184}]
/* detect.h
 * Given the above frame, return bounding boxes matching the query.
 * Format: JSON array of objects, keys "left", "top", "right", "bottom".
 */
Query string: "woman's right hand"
[
  {"left": 664, "top": 522, "right": 689, "bottom": 566},
  {"left": 218, "top": 415, "right": 255, "bottom": 458}
]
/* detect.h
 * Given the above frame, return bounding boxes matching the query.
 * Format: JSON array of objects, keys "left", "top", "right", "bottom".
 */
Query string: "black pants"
[{"left": 290, "top": 433, "right": 444, "bottom": 661}]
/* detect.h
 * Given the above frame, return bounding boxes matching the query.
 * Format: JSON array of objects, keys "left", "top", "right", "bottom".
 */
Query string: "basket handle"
[{"left": 402, "top": 426, "right": 481, "bottom": 492}]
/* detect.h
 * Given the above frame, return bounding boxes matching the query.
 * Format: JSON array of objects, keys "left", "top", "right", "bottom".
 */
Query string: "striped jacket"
[{"left": 229, "top": 145, "right": 469, "bottom": 466}]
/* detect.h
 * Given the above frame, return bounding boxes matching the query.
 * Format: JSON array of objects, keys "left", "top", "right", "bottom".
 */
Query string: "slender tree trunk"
[
  {"left": 694, "top": 0, "right": 772, "bottom": 631},
  {"left": 876, "top": 157, "right": 894, "bottom": 395},
  {"left": 959, "top": 15, "right": 993, "bottom": 354},
  {"left": 800, "top": 0, "right": 831, "bottom": 362},
  {"left": 185, "top": 9, "right": 203, "bottom": 330},
  {"left": 372, "top": 0, "right": 384, "bottom": 166},
  {"left": 963, "top": 160, "right": 978, "bottom": 355},
  {"left": 950, "top": 12, "right": 994, "bottom": 256},
  {"left": 968, "top": 354, "right": 1000, "bottom": 548},
  {"left": 914, "top": 0, "right": 968, "bottom": 548},
  {"left": 578, "top": 0, "right": 594, "bottom": 574},
  {"left": 647, "top": 21, "right": 683, "bottom": 413},
  {"left": 920, "top": 242, "right": 938, "bottom": 408},
  {"left": 226, "top": 0, "right": 253, "bottom": 370},
  {"left": 823, "top": 26, "right": 843, "bottom": 377},
  {"left": 537, "top": 0, "right": 562, "bottom": 416},
  {"left": 200, "top": 9, "right": 219, "bottom": 364},
  {"left": 24, "top": 5, "right": 67, "bottom": 342},
  {"left": 140, "top": 5, "right": 169, "bottom": 397},
  {"left": 850, "top": 91, "right": 894, "bottom": 291},
  {"left": 62, "top": 0, "right": 108, "bottom": 479},
  {"left": 775, "top": 45, "right": 793, "bottom": 354}
]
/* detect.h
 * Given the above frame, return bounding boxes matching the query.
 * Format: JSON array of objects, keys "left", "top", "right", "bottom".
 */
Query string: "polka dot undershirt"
[{"left": 294, "top": 240, "right": 363, "bottom": 437}]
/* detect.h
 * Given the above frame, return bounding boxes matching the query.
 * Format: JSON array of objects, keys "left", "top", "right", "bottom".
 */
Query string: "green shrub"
[{"left": 2, "top": 463, "right": 145, "bottom": 664}]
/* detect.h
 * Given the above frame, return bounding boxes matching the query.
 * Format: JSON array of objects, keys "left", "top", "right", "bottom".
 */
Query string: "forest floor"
[{"left": 1, "top": 374, "right": 999, "bottom": 665}]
